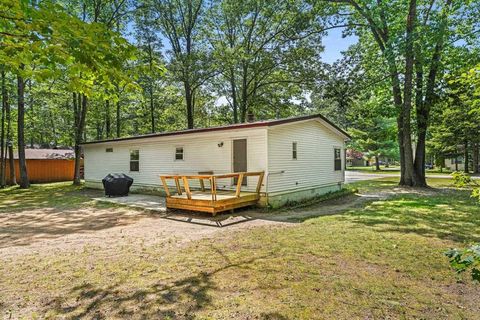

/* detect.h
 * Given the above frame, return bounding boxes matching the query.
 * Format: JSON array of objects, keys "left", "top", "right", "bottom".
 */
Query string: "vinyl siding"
[
  {"left": 84, "top": 128, "right": 267, "bottom": 192},
  {"left": 267, "top": 120, "right": 345, "bottom": 193}
]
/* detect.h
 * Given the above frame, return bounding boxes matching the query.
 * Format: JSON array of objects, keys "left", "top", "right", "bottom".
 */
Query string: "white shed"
[{"left": 82, "top": 114, "right": 350, "bottom": 208}]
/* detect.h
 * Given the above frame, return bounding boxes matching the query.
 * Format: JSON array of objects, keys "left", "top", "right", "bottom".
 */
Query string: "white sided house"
[{"left": 82, "top": 114, "right": 350, "bottom": 208}]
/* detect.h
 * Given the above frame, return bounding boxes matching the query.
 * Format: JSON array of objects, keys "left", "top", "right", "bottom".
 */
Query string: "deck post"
[
  {"left": 212, "top": 176, "right": 217, "bottom": 201},
  {"left": 199, "top": 179, "right": 205, "bottom": 191},
  {"left": 174, "top": 177, "right": 182, "bottom": 195},
  {"left": 235, "top": 173, "right": 244, "bottom": 198},
  {"left": 182, "top": 176, "right": 192, "bottom": 200},
  {"left": 160, "top": 172, "right": 262, "bottom": 215},
  {"left": 256, "top": 171, "right": 265, "bottom": 194},
  {"left": 160, "top": 176, "right": 171, "bottom": 197}
]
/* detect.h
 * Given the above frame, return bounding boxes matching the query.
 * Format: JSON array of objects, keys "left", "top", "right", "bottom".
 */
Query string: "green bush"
[
  {"left": 451, "top": 171, "right": 480, "bottom": 203},
  {"left": 451, "top": 171, "right": 473, "bottom": 188},
  {"left": 446, "top": 244, "right": 480, "bottom": 282}
]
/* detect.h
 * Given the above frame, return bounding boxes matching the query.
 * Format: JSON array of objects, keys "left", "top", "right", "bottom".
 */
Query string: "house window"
[
  {"left": 175, "top": 147, "right": 184, "bottom": 160},
  {"left": 106, "top": 148, "right": 113, "bottom": 153},
  {"left": 292, "top": 142, "right": 297, "bottom": 159},
  {"left": 130, "top": 150, "right": 139, "bottom": 171},
  {"left": 334, "top": 148, "right": 342, "bottom": 171}
]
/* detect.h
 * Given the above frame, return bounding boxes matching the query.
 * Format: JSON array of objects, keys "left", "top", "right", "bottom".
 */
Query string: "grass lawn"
[
  {"left": 347, "top": 166, "right": 454, "bottom": 175},
  {"left": 1, "top": 179, "right": 479, "bottom": 319}
]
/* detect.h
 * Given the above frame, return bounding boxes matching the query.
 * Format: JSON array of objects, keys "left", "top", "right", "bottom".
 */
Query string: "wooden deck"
[{"left": 159, "top": 172, "right": 264, "bottom": 215}]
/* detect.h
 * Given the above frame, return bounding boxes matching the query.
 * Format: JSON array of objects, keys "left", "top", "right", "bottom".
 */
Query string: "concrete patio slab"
[
  {"left": 93, "top": 193, "right": 259, "bottom": 227},
  {"left": 94, "top": 194, "right": 167, "bottom": 212}
]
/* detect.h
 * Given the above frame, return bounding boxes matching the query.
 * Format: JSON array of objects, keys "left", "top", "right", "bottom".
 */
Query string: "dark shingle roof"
[{"left": 81, "top": 114, "right": 351, "bottom": 145}]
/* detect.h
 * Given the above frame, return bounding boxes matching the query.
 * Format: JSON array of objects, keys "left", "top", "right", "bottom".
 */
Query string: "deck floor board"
[{"left": 170, "top": 190, "right": 256, "bottom": 201}]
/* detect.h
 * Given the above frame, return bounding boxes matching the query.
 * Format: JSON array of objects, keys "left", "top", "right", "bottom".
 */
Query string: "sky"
[
  {"left": 127, "top": 22, "right": 358, "bottom": 106},
  {"left": 320, "top": 27, "right": 358, "bottom": 64},
  {"left": 127, "top": 22, "right": 357, "bottom": 65},
  {"left": 212, "top": 28, "right": 357, "bottom": 106}
]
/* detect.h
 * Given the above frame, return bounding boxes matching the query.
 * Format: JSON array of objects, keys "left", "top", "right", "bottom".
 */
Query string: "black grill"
[{"left": 102, "top": 173, "right": 134, "bottom": 197}]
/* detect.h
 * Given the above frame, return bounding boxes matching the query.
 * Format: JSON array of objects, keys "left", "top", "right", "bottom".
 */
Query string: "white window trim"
[
  {"left": 292, "top": 141, "right": 298, "bottom": 160},
  {"left": 130, "top": 149, "right": 140, "bottom": 172},
  {"left": 175, "top": 146, "right": 185, "bottom": 161},
  {"left": 334, "top": 146, "right": 342, "bottom": 171}
]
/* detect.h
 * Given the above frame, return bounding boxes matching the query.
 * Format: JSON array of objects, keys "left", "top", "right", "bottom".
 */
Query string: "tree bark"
[
  {"left": 240, "top": 64, "right": 249, "bottom": 123},
  {"left": 73, "top": 93, "right": 88, "bottom": 185},
  {"left": 105, "top": 100, "right": 111, "bottom": 138},
  {"left": 17, "top": 74, "right": 29, "bottom": 188},
  {"left": 184, "top": 81, "right": 194, "bottom": 129},
  {"left": 229, "top": 67, "right": 238, "bottom": 123},
  {"left": 464, "top": 140, "right": 469, "bottom": 173},
  {"left": 7, "top": 142, "right": 15, "bottom": 185},
  {"left": 116, "top": 100, "right": 121, "bottom": 138},
  {"left": 375, "top": 155, "right": 380, "bottom": 171},
  {"left": 473, "top": 142, "right": 479, "bottom": 174},
  {"left": 400, "top": 0, "right": 419, "bottom": 186},
  {"left": 150, "top": 83, "right": 155, "bottom": 133},
  {"left": 413, "top": 58, "right": 427, "bottom": 186},
  {"left": 0, "top": 70, "right": 6, "bottom": 187},
  {"left": 4, "top": 77, "right": 14, "bottom": 185}
]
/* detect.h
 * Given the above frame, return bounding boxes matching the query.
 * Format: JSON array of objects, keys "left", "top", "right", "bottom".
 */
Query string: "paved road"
[
  {"left": 344, "top": 171, "right": 391, "bottom": 184},
  {"left": 344, "top": 170, "right": 479, "bottom": 184}
]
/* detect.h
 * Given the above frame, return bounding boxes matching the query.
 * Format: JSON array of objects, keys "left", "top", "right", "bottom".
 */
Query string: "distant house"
[
  {"left": 5, "top": 149, "right": 76, "bottom": 184},
  {"left": 81, "top": 114, "right": 351, "bottom": 207},
  {"left": 346, "top": 149, "right": 368, "bottom": 167},
  {"left": 445, "top": 156, "right": 465, "bottom": 171}
]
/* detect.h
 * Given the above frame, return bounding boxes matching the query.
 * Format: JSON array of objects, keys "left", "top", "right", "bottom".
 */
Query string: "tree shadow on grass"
[
  {"left": 48, "top": 255, "right": 271, "bottom": 319},
  {"left": 341, "top": 189, "right": 480, "bottom": 243}
]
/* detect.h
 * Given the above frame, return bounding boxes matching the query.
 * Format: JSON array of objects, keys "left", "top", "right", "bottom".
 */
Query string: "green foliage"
[
  {"left": 451, "top": 171, "right": 473, "bottom": 188},
  {"left": 451, "top": 171, "right": 480, "bottom": 204},
  {"left": 445, "top": 244, "right": 480, "bottom": 282},
  {"left": 472, "top": 188, "right": 480, "bottom": 202}
]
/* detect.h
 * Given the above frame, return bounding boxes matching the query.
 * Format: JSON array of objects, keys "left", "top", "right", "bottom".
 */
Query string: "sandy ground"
[
  {"left": 0, "top": 185, "right": 434, "bottom": 260},
  {"left": 0, "top": 206, "right": 287, "bottom": 260}
]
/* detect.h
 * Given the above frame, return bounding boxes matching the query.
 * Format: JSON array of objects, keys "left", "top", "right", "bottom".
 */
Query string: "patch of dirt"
[
  {"left": 0, "top": 205, "right": 288, "bottom": 260},
  {"left": 1, "top": 185, "right": 453, "bottom": 260}
]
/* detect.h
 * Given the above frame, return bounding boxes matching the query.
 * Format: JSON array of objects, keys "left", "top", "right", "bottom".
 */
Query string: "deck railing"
[{"left": 159, "top": 171, "right": 265, "bottom": 201}]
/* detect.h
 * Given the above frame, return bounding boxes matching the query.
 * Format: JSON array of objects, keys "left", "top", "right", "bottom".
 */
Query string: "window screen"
[
  {"left": 334, "top": 148, "right": 342, "bottom": 171},
  {"left": 106, "top": 148, "right": 113, "bottom": 153},
  {"left": 292, "top": 142, "right": 297, "bottom": 159},
  {"left": 130, "top": 150, "right": 139, "bottom": 171},
  {"left": 175, "top": 147, "right": 184, "bottom": 160}
]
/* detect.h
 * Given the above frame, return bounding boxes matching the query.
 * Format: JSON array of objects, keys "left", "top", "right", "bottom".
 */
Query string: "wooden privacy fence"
[
  {"left": 159, "top": 171, "right": 265, "bottom": 215},
  {"left": 5, "top": 159, "right": 76, "bottom": 184}
]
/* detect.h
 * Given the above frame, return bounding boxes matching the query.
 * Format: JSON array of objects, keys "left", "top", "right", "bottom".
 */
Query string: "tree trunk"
[
  {"left": 150, "top": 83, "right": 155, "bottom": 133},
  {"left": 17, "top": 74, "right": 29, "bottom": 188},
  {"left": 240, "top": 63, "right": 249, "bottom": 123},
  {"left": 414, "top": 0, "right": 452, "bottom": 185},
  {"left": 0, "top": 70, "right": 6, "bottom": 187},
  {"left": 184, "top": 81, "right": 194, "bottom": 129},
  {"left": 413, "top": 59, "right": 427, "bottom": 186},
  {"left": 7, "top": 143, "right": 15, "bottom": 185},
  {"left": 4, "top": 77, "right": 14, "bottom": 185},
  {"left": 400, "top": 0, "right": 419, "bottom": 187},
  {"left": 375, "top": 155, "right": 380, "bottom": 171},
  {"left": 229, "top": 67, "right": 238, "bottom": 123},
  {"left": 73, "top": 93, "right": 88, "bottom": 185},
  {"left": 473, "top": 142, "right": 479, "bottom": 174},
  {"left": 105, "top": 100, "right": 111, "bottom": 138},
  {"left": 464, "top": 140, "right": 469, "bottom": 173},
  {"left": 116, "top": 100, "right": 121, "bottom": 138}
]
